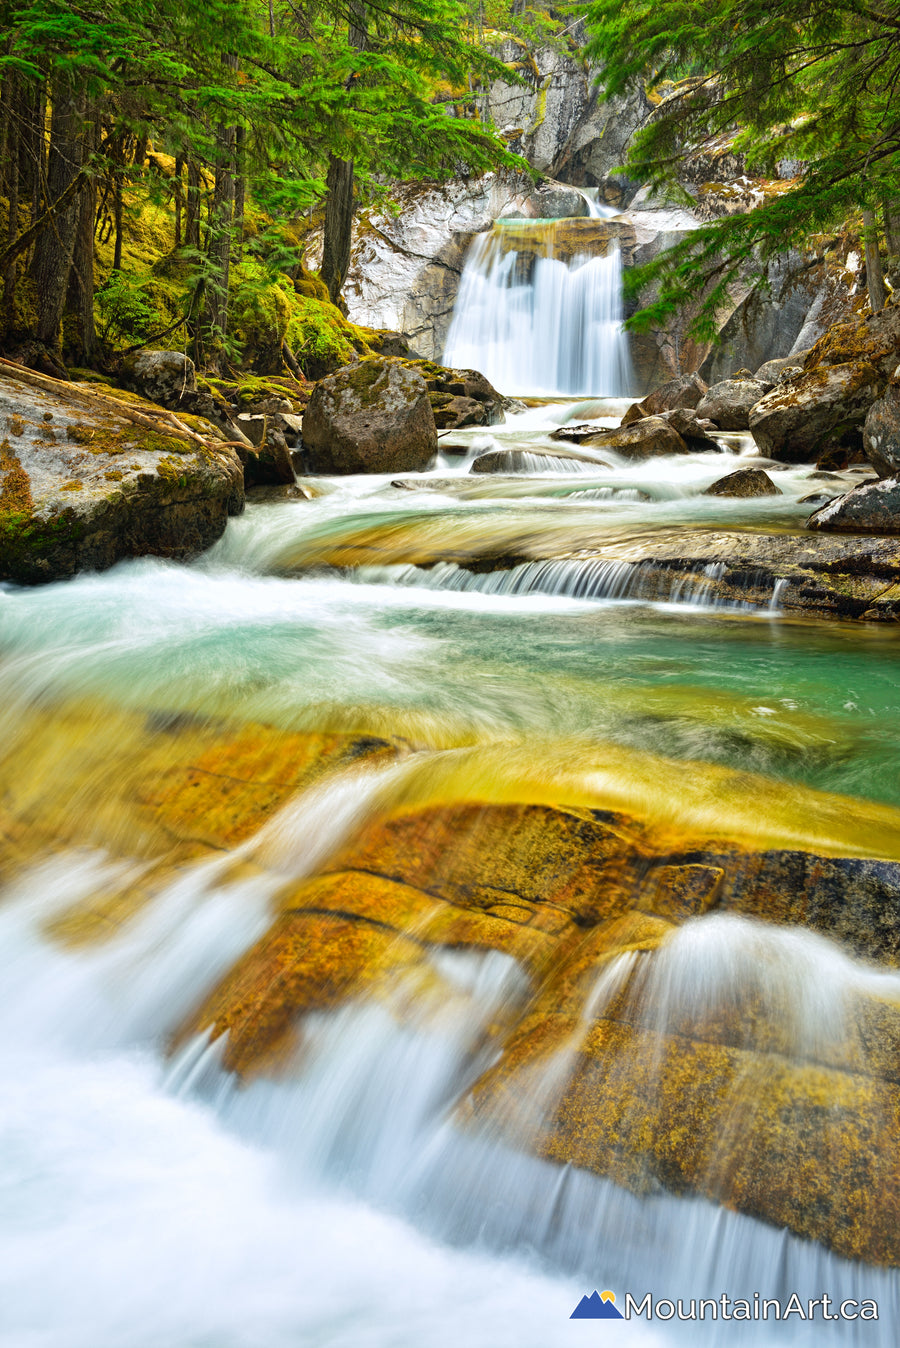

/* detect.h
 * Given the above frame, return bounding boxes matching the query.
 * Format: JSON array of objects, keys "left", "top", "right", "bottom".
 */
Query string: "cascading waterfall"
[{"left": 443, "top": 218, "right": 633, "bottom": 397}]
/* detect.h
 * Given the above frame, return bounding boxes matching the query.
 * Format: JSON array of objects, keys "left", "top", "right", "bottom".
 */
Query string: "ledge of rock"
[{"left": 0, "top": 364, "right": 244, "bottom": 584}]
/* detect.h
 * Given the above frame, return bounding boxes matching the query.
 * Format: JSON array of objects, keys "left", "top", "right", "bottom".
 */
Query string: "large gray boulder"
[
  {"left": 0, "top": 367, "right": 243, "bottom": 584},
  {"left": 302, "top": 360, "right": 437, "bottom": 474},
  {"left": 863, "top": 378, "right": 900, "bottom": 477},
  {"left": 640, "top": 372, "right": 708, "bottom": 416},
  {"left": 121, "top": 350, "right": 197, "bottom": 409},
  {"left": 807, "top": 476, "right": 900, "bottom": 534},
  {"left": 695, "top": 378, "right": 771, "bottom": 431},
  {"left": 749, "top": 362, "right": 883, "bottom": 463}
]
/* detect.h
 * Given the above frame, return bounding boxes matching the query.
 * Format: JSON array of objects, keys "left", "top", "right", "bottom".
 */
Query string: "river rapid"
[{"left": 1, "top": 400, "right": 899, "bottom": 1347}]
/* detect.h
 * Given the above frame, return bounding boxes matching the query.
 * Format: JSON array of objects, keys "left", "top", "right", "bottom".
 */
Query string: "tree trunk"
[
  {"left": 883, "top": 199, "right": 900, "bottom": 260},
  {"left": 64, "top": 118, "right": 98, "bottom": 365},
  {"left": 1, "top": 73, "right": 19, "bottom": 339},
  {"left": 29, "top": 80, "right": 87, "bottom": 350},
  {"left": 320, "top": 154, "right": 355, "bottom": 307},
  {"left": 320, "top": 1, "right": 367, "bottom": 307},
  {"left": 174, "top": 155, "right": 184, "bottom": 250},
  {"left": 186, "top": 160, "right": 202, "bottom": 250},
  {"left": 205, "top": 127, "right": 237, "bottom": 367},
  {"left": 863, "top": 207, "right": 886, "bottom": 314}
]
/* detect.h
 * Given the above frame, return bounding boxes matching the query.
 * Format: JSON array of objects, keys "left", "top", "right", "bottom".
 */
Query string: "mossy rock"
[{"left": 0, "top": 367, "right": 244, "bottom": 582}]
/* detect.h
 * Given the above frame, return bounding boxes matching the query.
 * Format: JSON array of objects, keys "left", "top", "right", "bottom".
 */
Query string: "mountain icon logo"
[{"left": 570, "top": 1289, "right": 624, "bottom": 1319}]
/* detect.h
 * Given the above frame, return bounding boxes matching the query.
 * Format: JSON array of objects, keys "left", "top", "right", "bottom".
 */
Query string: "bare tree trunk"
[{"left": 863, "top": 207, "right": 886, "bottom": 313}]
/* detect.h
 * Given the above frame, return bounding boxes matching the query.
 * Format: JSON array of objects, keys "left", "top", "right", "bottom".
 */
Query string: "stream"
[{"left": 1, "top": 397, "right": 899, "bottom": 1346}]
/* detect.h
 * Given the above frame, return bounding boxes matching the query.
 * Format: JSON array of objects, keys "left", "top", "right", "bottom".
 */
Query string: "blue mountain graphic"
[{"left": 570, "top": 1291, "right": 624, "bottom": 1319}]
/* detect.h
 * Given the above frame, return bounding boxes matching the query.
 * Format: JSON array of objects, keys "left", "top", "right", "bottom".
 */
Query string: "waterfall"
[{"left": 443, "top": 218, "right": 634, "bottom": 398}]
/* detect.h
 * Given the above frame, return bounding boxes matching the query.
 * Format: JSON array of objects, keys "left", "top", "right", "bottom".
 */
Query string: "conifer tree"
[{"left": 584, "top": 0, "right": 900, "bottom": 333}]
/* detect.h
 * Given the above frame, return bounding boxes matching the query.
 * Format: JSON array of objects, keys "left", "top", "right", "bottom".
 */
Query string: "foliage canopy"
[{"left": 583, "top": 0, "right": 900, "bottom": 335}]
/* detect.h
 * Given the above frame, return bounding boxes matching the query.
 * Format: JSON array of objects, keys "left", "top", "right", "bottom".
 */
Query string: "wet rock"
[
  {"left": 468, "top": 1007, "right": 900, "bottom": 1267},
  {"left": 121, "top": 350, "right": 196, "bottom": 409},
  {"left": 807, "top": 475, "right": 900, "bottom": 534},
  {"left": 659, "top": 407, "right": 722, "bottom": 450},
  {"left": 470, "top": 448, "right": 608, "bottom": 474},
  {"left": 703, "top": 468, "right": 781, "bottom": 498},
  {"left": 619, "top": 403, "right": 644, "bottom": 428},
  {"left": 0, "top": 367, "right": 244, "bottom": 584},
  {"left": 418, "top": 364, "right": 505, "bottom": 429},
  {"left": 429, "top": 395, "right": 488, "bottom": 429},
  {"left": 639, "top": 372, "right": 708, "bottom": 415},
  {"left": 237, "top": 430, "right": 295, "bottom": 488},
  {"left": 302, "top": 359, "right": 437, "bottom": 474},
  {"left": 577, "top": 416, "right": 690, "bottom": 460},
  {"left": 863, "top": 379, "right": 900, "bottom": 477},
  {"left": 799, "top": 491, "right": 836, "bottom": 504},
  {"left": 552, "top": 422, "right": 615, "bottom": 443},
  {"left": 749, "top": 361, "right": 884, "bottom": 462},
  {"left": 695, "top": 378, "right": 770, "bottom": 430}
]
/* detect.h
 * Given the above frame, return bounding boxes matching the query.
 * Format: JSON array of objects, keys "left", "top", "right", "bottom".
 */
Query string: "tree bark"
[
  {"left": 1, "top": 72, "right": 19, "bottom": 338},
  {"left": 174, "top": 155, "right": 184, "bottom": 250},
  {"left": 186, "top": 160, "right": 202, "bottom": 250},
  {"left": 863, "top": 207, "right": 886, "bottom": 313},
  {"left": 205, "top": 126, "right": 237, "bottom": 367},
  {"left": 64, "top": 115, "right": 98, "bottom": 365},
  {"left": 320, "top": 154, "right": 355, "bottom": 306},
  {"left": 29, "top": 80, "right": 88, "bottom": 349},
  {"left": 319, "top": 1, "right": 367, "bottom": 307},
  {"left": 883, "top": 199, "right": 900, "bottom": 260}
]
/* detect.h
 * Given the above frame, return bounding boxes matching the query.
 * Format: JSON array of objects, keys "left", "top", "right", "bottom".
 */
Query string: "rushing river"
[{"left": 1, "top": 400, "right": 899, "bottom": 1346}]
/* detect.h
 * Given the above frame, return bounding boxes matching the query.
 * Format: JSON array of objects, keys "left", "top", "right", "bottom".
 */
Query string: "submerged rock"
[
  {"left": 302, "top": 359, "right": 437, "bottom": 474},
  {"left": 0, "top": 365, "right": 244, "bottom": 584},
  {"left": 578, "top": 416, "right": 690, "bottom": 460},
  {"left": 703, "top": 468, "right": 781, "bottom": 497},
  {"left": 164, "top": 745, "right": 900, "bottom": 1266},
  {"left": 695, "top": 378, "right": 771, "bottom": 430}
]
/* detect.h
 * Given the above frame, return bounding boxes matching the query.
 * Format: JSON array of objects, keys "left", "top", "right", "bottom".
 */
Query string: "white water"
[
  {"left": 443, "top": 223, "right": 633, "bottom": 396},
  {"left": 1, "top": 843, "right": 896, "bottom": 1346}
]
